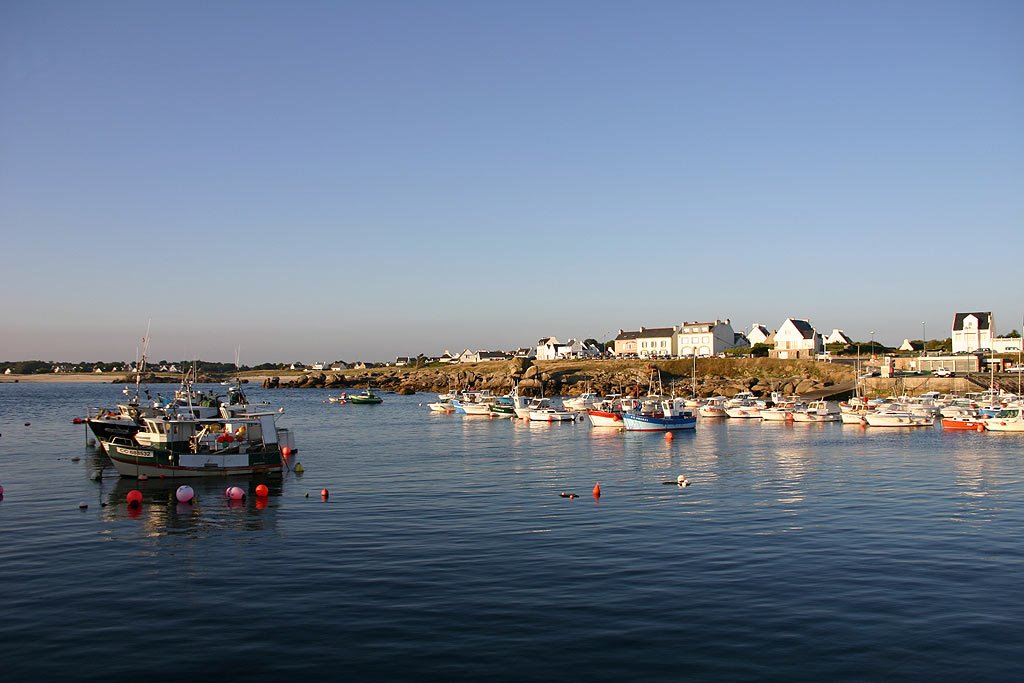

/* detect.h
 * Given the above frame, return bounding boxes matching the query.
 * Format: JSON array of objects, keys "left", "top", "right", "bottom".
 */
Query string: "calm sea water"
[{"left": 1, "top": 382, "right": 1022, "bottom": 682}]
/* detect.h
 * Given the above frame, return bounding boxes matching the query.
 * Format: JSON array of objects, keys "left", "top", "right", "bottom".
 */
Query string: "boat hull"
[
  {"left": 941, "top": 418, "right": 985, "bottom": 431},
  {"left": 586, "top": 409, "right": 623, "bottom": 428},
  {"left": 982, "top": 420, "right": 1024, "bottom": 432},
  {"left": 621, "top": 413, "right": 696, "bottom": 432},
  {"left": 725, "top": 407, "right": 761, "bottom": 419},
  {"left": 103, "top": 440, "right": 283, "bottom": 479},
  {"left": 529, "top": 410, "right": 577, "bottom": 422},
  {"left": 864, "top": 414, "right": 935, "bottom": 427}
]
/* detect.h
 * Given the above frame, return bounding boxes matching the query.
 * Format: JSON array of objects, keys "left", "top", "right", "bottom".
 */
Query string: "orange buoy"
[
  {"left": 321, "top": 488, "right": 329, "bottom": 499},
  {"left": 976, "top": 423, "right": 985, "bottom": 432},
  {"left": 255, "top": 484, "right": 269, "bottom": 497},
  {"left": 593, "top": 482, "right": 601, "bottom": 497},
  {"left": 282, "top": 446, "right": 291, "bottom": 458},
  {"left": 664, "top": 432, "right": 673, "bottom": 441}
]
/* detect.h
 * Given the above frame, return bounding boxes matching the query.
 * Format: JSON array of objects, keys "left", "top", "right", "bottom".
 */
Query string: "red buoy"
[
  {"left": 321, "top": 488, "right": 329, "bottom": 499},
  {"left": 593, "top": 482, "right": 601, "bottom": 498},
  {"left": 255, "top": 484, "right": 269, "bottom": 497},
  {"left": 126, "top": 489, "right": 143, "bottom": 506},
  {"left": 282, "top": 446, "right": 291, "bottom": 458}
]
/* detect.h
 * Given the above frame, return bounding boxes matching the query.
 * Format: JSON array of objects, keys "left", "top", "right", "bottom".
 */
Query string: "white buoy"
[{"left": 677, "top": 475, "right": 691, "bottom": 487}]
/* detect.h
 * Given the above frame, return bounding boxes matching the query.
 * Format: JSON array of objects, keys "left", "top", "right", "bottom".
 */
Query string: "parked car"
[{"left": 934, "top": 367, "right": 953, "bottom": 377}]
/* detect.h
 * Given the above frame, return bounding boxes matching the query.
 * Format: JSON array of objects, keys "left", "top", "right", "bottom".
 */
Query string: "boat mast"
[{"left": 135, "top": 320, "right": 152, "bottom": 405}]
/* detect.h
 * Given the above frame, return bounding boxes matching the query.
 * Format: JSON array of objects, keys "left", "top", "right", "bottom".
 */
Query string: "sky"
[{"left": 2, "top": 1, "right": 1022, "bottom": 363}]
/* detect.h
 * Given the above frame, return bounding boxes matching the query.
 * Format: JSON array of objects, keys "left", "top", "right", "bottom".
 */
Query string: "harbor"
[{"left": 2, "top": 381, "right": 1023, "bottom": 681}]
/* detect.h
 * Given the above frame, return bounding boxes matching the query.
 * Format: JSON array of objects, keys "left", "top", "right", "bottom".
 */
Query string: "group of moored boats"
[
  {"left": 427, "top": 386, "right": 1024, "bottom": 433},
  {"left": 429, "top": 388, "right": 698, "bottom": 431}
]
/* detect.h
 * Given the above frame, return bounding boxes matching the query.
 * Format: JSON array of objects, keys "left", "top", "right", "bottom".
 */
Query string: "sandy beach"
[
  {"left": 0, "top": 373, "right": 128, "bottom": 383},
  {"left": 0, "top": 373, "right": 284, "bottom": 384}
]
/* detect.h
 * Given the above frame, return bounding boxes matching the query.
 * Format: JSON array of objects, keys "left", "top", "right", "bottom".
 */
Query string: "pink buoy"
[
  {"left": 225, "top": 486, "right": 245, "bottom": 501},
  {"left": 126, "top": 489, "right": 143, "bottom": 506},
  {"left": 175, "top": 485, "right": 195, "bottom": 503}
]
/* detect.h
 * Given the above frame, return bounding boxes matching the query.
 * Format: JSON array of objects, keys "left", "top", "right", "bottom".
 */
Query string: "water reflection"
[{"left": 101, "top": 476, "right": 283, "bottom": 534}]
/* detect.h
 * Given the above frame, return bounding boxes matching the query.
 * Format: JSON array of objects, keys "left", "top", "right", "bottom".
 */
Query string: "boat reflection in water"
[{"left": 101, "top": 476, "right": 284, "bottom": 533}]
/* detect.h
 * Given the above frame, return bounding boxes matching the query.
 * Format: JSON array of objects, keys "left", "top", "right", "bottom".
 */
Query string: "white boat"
[
  {"left": 790, "top": 400, "right": 841, "bottom": 422},
  {"left": 760, "top": 400, "right": 804, "bottom": 421},
  {"left": 839, "top": 399, "right": 873, "bottom": 424},
  {"left": 427, "top": 398, "right": 454, "bottom": 412},
  {"left": 725, "top": 391, "right": 757, "bottom": 407},
  {"left": 725, "top": 400, "right": 762, "bottom": 419},
  {"left": 982, "top": 406, "right": 1024, "bottom": 432},
  {"left": 698, "top": 397, "right": 728, "bottom": 418},
  {"left": 515, "top": 397, "right": 549, "bottom": 420},
  {"left": 863, "top": 405, "right": 935, "bottom": 427},
  {"left": 562, "top": 392, "right": 599, "bottom": 412},
  {"left": 529, "top": 407, "right": 578, "bottom": 422}
]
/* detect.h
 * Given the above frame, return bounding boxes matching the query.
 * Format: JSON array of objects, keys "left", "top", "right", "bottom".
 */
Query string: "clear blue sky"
[{"left": 2, "top": 1, "right": 1022, "bottom": 363}]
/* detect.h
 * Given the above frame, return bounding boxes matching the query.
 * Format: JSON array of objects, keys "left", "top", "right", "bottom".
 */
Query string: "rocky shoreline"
[{"left": 260, "top": 358, "right": 856, "bottom": 399}]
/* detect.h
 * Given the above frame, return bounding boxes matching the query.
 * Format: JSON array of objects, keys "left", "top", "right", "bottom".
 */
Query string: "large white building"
[
  {"left": 636, "top": 327, "right": 678, "bottom": 358},
  {"left": 951, "top": 312, "right": 994, "bottom": 353},
  {"left": 677, "top": 319, "right": 737, "bottom": 357}
]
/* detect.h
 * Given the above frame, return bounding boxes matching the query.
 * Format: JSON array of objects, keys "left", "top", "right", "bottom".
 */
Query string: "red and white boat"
[{"left": 586, "top": 395, "right": 625, "bottom": 428}]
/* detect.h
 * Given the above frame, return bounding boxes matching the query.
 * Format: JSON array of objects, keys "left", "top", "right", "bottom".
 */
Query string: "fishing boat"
[
  {"left": 621, "top": 398, "right": 697, "bottom": 432},
  {"left": 101, "top": 411, "right": 296, "bottom": 479},
  {"left": 350, "top": 388, "right": 383, "bottom": 404}
]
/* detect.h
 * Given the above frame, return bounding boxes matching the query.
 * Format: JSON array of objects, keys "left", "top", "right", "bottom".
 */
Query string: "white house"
[
  {"left": 825, "top": 329, "right": 853, "bottom": 346},
  {"left": 636, "top": 327, "right": 677, "bottom": 358},
  {"left": 952, "top": 312, "right": 994, "bottom": 353},
  {"left": 458, "top": 349, "right": 481, "bottom": 363},
  {"left": 535, "top": 337, "right": 561, "bottom": 361},
  {"left": 537, "top": 336, "right": 599, "bottom": 359},
  {"left": 747, "top": 324, "right": 772, "bottom": 346},
  {"left": 613, "top": 330, "right": 641, "bottom": 357},
  {"left": 770, "top": 318, "right": 822, "bottom": 359},
  {"left": 677, "top": 319, "right": 737, "bottom": 357}
]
